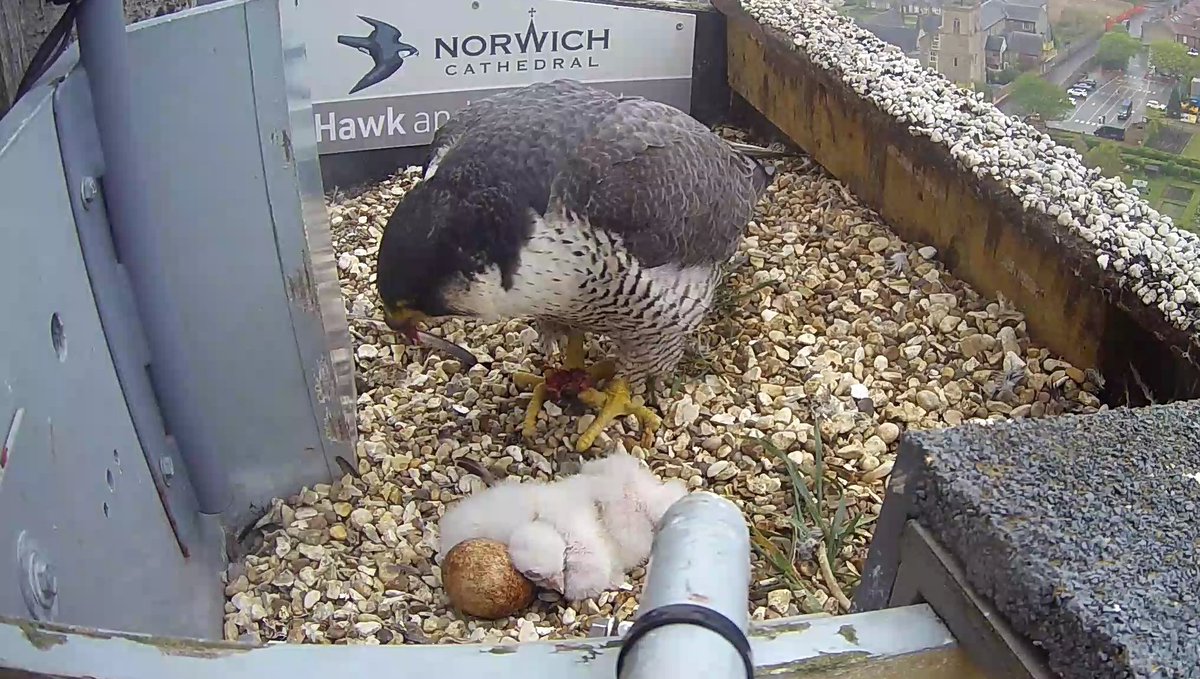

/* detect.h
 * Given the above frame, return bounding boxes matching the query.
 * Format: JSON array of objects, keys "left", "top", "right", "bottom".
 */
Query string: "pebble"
[{"left": 767, "top": 588, "right": 793, "bottom": 614}]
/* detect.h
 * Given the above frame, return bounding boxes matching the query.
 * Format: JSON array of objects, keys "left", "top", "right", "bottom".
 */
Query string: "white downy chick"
[
  {"left": 436, "top": 477, "right": 541, "bottom": 559},
  {"left": 506, "top": 520, "right": 567, "bottom": 592},
  {"left": 575, "top": 452, "right": 689, "bottom": 574},
  {"left": 514, "top": 481, "right": 626, "bottom": 601},
  {"left": 437, "top": 473, "right": 618, "bottom": 599},
  {"left": 436, "top": 453, "right": 687, "bottom": 603}
]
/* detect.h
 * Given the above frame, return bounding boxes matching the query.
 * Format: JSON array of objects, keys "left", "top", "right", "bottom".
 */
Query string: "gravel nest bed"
[{"left": 222, "top": 130, "right": 1104, "bottom": 646}]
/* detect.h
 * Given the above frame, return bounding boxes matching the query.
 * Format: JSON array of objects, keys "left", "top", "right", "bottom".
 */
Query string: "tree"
[
  {"left": 1053, "top": 7, "right": 1106, "bottom": 47},
  {"left": 1009, "top": 73, "right": 1072, "bottom": 119},
  {"left": 1169, "top": 86, "right": 1183, "bottom": 117},
  {"left": 1095, "top": 28, "right": 1141, "bottom": 71},
  {"left": 1150, "top": 40, "right": 1194, "bottom": 80},
  {"left": 993, "top": 66, "right": 1019, "bottom": 85},
  {"left": 1084, "top": 142, "right": 1125, "bottom": 178}
]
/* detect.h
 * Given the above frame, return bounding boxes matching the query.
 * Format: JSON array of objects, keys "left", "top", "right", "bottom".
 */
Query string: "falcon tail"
[
  {"left": 724, "top": 140, "right": 789, "bottom": 195},
  {"left": 750, "top": 157, "right": 774, "bottom": 196},
  {"left": 723, "top": 139, "right": 799, "bottom": 159}
]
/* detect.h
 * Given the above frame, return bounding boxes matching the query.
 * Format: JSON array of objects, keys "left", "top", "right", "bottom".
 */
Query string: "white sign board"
[{"left": 287, "top": 0, "right": 698, "bottom": 154}]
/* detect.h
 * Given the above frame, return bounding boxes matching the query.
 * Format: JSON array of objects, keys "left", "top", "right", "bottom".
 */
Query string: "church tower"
[{"left": 937, "top": 0, "right": 986, "bottom": 86}]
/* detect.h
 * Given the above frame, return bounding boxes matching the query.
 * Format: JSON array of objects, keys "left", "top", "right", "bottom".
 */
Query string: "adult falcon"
[{"left": 376, "top": 78, "right": 774, "bottom": 452}]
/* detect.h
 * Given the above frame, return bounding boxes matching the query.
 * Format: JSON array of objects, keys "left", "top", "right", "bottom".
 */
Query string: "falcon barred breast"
[{"left": 376, "top": 78, "right": 775, "bottom": 451}]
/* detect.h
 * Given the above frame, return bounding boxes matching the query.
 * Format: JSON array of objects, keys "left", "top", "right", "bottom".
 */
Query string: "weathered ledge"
[
  {"left": 862, "top": 402, "right": 1200, "bottom": 679},
  {"left": 713, "top": 0, "right": 1200, "bottom": 406}
]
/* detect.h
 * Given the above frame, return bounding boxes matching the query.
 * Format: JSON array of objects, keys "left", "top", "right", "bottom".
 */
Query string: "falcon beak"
[{"left": 383, "top": 304, "right": 428, "bottom": 343}]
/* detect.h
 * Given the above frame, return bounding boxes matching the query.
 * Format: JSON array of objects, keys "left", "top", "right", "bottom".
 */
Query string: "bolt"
[
  {"left": 159, "top": 456, "right": 175, "bottom": 485},
  {"left": 80, "top": 176, "right": 98, "bottom": 209},
  {"left": 33, "top": 561, "right": 57, "bottom": 602},
  {"left": 17, "top": 532, "right": 57, "bottom": 618}
]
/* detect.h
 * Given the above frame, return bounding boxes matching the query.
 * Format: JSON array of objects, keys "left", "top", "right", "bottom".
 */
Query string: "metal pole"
[
  {"left": 617, "top": 491, "right": 753, "bottom": 679},
  {"left": 74, "top": 0, "right": 230, "bottom": 513}
]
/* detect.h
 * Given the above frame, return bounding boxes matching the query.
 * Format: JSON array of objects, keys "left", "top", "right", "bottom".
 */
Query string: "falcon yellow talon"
[
  {"left": 513, "top": 371, "right": 545, "bottom": 389},
  {"left": 522, "top": 382, "right": 549, "bottom": 440},
  {"left": 513, "top": 331, "right": 658, "bottom": 448},
  {"left": 562, "top": 331, "right": 588, "bottom": 371},
  {"left": 574, "top": 378, "right": 661, "bottom": 452}
]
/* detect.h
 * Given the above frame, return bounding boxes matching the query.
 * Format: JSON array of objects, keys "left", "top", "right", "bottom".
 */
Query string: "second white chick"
[
  {"left": 437, "top": 453, "right": 687, "bottom": 602},
  {"left": 436, "top": 471, "right": 618, "bottom": 599},
  {"left": 573, "top": 453, "right": 689, "bottom": 575}
]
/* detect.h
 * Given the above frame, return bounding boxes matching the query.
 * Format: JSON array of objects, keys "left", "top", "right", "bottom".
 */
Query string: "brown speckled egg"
[{"left": 442, "top": 538, "right": 535, "bottom": 620}]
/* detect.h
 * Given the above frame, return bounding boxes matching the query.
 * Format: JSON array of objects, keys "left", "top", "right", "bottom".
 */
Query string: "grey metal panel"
[
  {"left": 102, "top": 0, "right": 354, "bottom": 527},
  {"left": 253, "top": 0, "right": 358, "bottom": 455},
  {"left": 52, "top": 50, "right": 214, "bottom": 563},
  {"left": 0, "top": 85, "right": 222, "bottom": 638},
  {"left": 0, "top": 603, "right": 964, "bottom": 678}
]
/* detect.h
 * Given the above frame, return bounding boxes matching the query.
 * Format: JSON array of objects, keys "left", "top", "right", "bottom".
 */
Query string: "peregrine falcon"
[{"left": 376, "top": 79, "right": 774, "bottom": 451}]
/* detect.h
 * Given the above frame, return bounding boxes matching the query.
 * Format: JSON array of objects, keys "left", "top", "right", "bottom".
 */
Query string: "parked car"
[
  {"left": 1067, "top": 87, "right": 1089, "bottom": 98},
  {"left": 1147, "top": 100, "right": 1166, "bottom": 111},
  {"left": 1117, "top": 99, "right": 1133, "bottom": 121},
  {"left": 1190, "top": 48, "right": 1199, "bottom": 57},
  {"left": 1073, "top": 80, "right": 1096, "bottom": 91},
  {"left": 1094, "top": 125, "right": 1126, "bottom": 141}
]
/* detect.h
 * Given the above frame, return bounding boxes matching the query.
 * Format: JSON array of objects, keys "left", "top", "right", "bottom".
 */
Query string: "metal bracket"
[{"left": 888, "top": 521, "right": 1055, "bottom": 679}]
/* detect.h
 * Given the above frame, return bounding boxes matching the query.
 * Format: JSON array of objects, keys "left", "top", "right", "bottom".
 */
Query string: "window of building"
[
  {"left": 954, "top": 56, "right": 959, "bottom": 67},
  {"left": 954, "top": 18, "right": 961, "bottom": 33}
]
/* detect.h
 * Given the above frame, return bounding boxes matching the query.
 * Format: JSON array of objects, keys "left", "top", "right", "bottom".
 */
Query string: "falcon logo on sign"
[{"left": 336, "top": 15, "right": 420, "bottom": 94}]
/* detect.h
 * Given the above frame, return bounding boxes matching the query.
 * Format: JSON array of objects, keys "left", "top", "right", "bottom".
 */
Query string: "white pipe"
[{"left": 617, "top": 491, "right": 753, "bottom": 679}]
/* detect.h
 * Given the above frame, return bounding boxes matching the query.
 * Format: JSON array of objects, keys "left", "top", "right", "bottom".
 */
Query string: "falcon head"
[{"left": 375, "top": 174, "right": 528, "bottom": 338}]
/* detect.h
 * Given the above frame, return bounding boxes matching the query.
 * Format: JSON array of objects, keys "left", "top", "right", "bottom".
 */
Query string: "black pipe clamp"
[{"left": 614, "top": 603, "right": 754, "bottom": 679}]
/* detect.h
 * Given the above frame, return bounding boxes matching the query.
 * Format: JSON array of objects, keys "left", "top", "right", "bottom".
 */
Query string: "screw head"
[
  {"left": 80, "top": 176, "right": 98, "bottom": 209},
  {"left": 159, "top": 456, "right": 175, "bottom": 484},
  {"left": 17, "top": 532, "right": 57, "bottom": 619},
  {"left": 33, "top": 561, "right": 57, "bottom": 600}
]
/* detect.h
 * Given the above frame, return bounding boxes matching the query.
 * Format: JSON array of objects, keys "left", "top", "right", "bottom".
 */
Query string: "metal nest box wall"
[{"left": 0, "top": 0, "right": 356, "bottom": 638}]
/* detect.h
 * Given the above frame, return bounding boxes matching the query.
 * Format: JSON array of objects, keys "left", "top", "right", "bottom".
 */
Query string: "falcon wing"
[
  {"left": 423, "top": 79, "right": 617, "bottom": 203},
  {"left": 549, "top": 97, "right": 772, "bottom": 269}
]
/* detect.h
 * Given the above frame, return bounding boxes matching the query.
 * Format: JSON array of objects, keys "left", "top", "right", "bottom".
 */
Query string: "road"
[
  {"left": 1000, "top": 5, "right": 1166, "bottom": 112},
  {"left": 996, "top": 38, "right": 1099, "bottom": 115},
  {"left": 1051, "top": 52, "right": 1173, "bottom": 133},
  {"left": 1043, "top": 39, "right": 1102, "bottom": 87}
]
